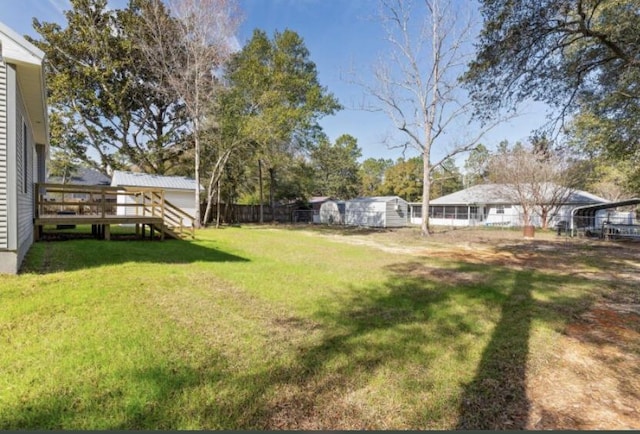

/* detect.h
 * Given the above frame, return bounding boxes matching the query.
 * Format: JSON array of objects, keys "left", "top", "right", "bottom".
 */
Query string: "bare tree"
[
  {"left": 356, "top": 0, "right": 507, "bottom": 235},
  {"left": 488, "top": 145, "right": 576, "bottom": 230},
  {"left": 135, "top": 0, "right": 240, "bottom": 227}
]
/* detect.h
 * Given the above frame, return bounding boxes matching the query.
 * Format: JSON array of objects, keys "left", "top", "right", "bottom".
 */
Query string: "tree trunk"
[
  {"left": 193, "top": 119, "right": 202, "bottom": 228},
  {"left": 214, "top": 179, "right": 220, "bottom": 228},
  {"left": 203, "top": 181, "right": 214, "bottom": 226},
  {"left": 421, "top": 150, "right": 432, "bottom": 236},
  {"left": 269, "top": 167, "right": 276, "bottom": 222},
  {"left": 540, "top": 208, "right": 549, "bottom": 229},
  {"left": 258, "top": 159, "right": 264, "bottom": 223}
]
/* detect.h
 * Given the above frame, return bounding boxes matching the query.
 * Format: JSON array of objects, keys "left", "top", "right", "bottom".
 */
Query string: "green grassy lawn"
[{"left": 0, "top": 226, "right": 608, "bottom": 429}]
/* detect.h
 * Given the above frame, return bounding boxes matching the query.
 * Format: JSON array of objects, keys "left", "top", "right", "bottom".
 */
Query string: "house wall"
[
  {"left": 0, "top": 63, "right": 36, "bottom": 273},
  {"left": 484, "top": 204, "right": 521, "bottom": 226},
  {"left": 0, "top": 62, "right": 18, "bottom": 273},
  {"left": 14, "top": 66, "right": 35, "bottom": 270},
  {"left": 0, "top": 62, "right": 8, "bottom": 252}
]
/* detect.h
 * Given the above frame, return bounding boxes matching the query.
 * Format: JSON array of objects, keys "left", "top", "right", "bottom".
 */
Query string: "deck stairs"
[{"left": 136, "top": 191, "right": 195, "bottom": 240}]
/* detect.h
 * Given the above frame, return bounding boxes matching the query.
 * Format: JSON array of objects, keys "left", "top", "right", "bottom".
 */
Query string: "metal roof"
[
  {"left": 309, "top": 196, "right": 332, "bottom": 203},
  {"left": 347, "top": 196, "right": 408, "bottom": 203},
  {"left": 111, "top": 170, "right": 202, "bottom": 191},
  {"left": 572, "top": 198, "right": 640, "bottom": 217},
  {"left": 429, "top": 183, "right": 608, "bottom": 205}
]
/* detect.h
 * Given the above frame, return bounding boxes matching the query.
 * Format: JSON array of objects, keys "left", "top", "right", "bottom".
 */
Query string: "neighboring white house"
[
  {"left": 111, "top": 171, "right": 202, "bottom": 227},
  {"left": 0, "top": 22, "right": 49, "bottom": 274},
  {"left": 408, "top": 183, "right": 608, "bottom": 228},
  {"left": 344, "top": 196, "right": 408, "bottom": 228}
]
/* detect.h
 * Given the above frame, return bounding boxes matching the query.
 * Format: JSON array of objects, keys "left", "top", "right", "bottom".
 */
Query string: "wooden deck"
[{"left": 35, "top": 183, "right": 195, "bottom": 241}]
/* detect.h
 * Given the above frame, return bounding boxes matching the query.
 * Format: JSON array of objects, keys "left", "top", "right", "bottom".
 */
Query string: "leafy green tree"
[
  {"left": 273, "top": 157, "right": 315, "bottom": 202},
  {"left": 463, "top": 144, "right": 491, "bottom": 187},
  {"left": 568, "top": 111, "right": 640, "bottom": 192},
  {"left": 48, "top": 148, "right": 80, "bottom": 184},
  {"left": 465, "top": 0, "right": 640, "bottom": 165},
  {"left": 224, "top": 29, "right": 341, "bottom": 221},
  {"left": 565, "top": 156, "right": 636, "bottom": 201},
  {"left": 31, "top": 0, "right": 189, "bottom": 175},
  {"left": 135, "top": 0, "right": 239, "bottom": 227},
  {"left": 379, "top": 157, "right": 423, "bottom": 201},
  {"left": 431, "top": 158, "right": 463, "bottom": 199},
  {"left": 310, "top": 134, "right": 362, "bottom": 199},
  {"left": 359, "top": 158, "right": 393, "bottom": 196}
]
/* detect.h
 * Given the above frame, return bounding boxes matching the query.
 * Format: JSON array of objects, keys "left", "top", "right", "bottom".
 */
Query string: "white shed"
[
  {"left": 344, "top": 196, "right": 408, "bottom": 228},
  {"left": 111, "top": 171, "right": 202, "bottom": 227},
  {"left": 319, "top": 200, "right": 344, "bottom": 224}
]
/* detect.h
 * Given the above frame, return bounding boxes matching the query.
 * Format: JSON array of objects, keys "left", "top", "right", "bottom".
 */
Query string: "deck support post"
[{"left": 104, "top": 224, "right": 110, "bottom": 241}]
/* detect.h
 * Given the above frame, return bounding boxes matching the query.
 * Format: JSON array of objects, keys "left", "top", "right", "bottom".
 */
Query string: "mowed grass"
[{"left": 0, "top": 226, "right": 603, "bottom": 429}]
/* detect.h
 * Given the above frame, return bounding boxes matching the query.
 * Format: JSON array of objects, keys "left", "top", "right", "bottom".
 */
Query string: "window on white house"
[
  {"left": 23, "top": 120, "right": 28, "bottom": 194},
  {"left": 496, "top": 205, "right": 505, "bottom": 214}
]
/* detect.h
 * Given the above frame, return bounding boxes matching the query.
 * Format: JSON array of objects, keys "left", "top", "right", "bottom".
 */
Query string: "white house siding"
[
  {"left": 15, "top": 78, "right": 34, "bottom": 267},
  {"left": 0, "top": 62, "right": 8, "bottom": 250},
  {"left": 484, "top": 204, "right": 521, "bottom": 226}
]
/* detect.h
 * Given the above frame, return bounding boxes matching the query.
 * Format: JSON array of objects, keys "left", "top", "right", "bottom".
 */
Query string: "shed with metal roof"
[
  {"left": 111, "top": 171, "right": 202, "bottom": 225},
  {"left": 344, "top": 196, "right": 408, "bottom": 228}
]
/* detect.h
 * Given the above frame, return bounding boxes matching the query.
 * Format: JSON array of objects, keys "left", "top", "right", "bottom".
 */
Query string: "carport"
[{"left": 571, "top": 198, "right": 640, "bottom": 238}]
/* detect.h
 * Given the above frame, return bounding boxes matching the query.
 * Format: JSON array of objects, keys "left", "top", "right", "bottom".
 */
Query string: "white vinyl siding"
[
  {"left": 15, "top": 82, "right": 34, "bottom": 262},
  {"left": 0, "top": 62, "right": 7, "bottom": 249}
]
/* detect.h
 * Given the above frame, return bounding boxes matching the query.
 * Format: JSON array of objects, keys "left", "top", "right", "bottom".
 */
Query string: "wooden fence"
[{"left": 203, "top": 203, "right": 312, "bottom": 224}]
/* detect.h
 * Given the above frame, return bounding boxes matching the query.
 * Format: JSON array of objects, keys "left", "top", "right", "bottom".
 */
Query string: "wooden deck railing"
[
  {"left": 138, "top": 190, "right": 195, "bottom": 239},
  {"left": 35, "top": 183, "right": 195, "bottom": 239}
]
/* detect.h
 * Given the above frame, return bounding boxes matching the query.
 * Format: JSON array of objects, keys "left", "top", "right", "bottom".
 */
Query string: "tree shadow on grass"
[
  {"left": 455, "top": 271, "right": 533, "bottom": 429},
  {"left": 5, "top": 256, "right": 602, "bottom": 429},
  {"left": 205, "top": 261, "right": 597, "bottom": 429},
  {"left": 21, "top": 238, "right": 248, "bottom": 274}
]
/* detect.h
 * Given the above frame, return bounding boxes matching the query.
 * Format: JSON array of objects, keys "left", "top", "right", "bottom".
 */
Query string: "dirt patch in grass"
[
  {"left": 302, "top": 226, "right": 640, "bottom": 429},
  {"left": 528, "top": 303, "right": 640, "bottom": 429}
]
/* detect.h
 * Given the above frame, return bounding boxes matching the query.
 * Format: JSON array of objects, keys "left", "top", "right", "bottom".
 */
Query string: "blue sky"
[{"left": 2, "top": 0, "right": 550, "bottom": 166}]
